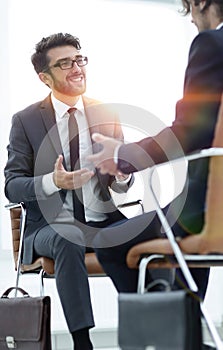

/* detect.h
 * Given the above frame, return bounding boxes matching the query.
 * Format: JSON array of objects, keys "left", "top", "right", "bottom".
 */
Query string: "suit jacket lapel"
[
  {"left": 40, "top": 95, "right": 64, "bottom": 157},
  {"left": 82, "top": 95, "right": 113, "bottom": 187},
  {"left": 82, "top": 95, "right": 101, "bottom": 136}
]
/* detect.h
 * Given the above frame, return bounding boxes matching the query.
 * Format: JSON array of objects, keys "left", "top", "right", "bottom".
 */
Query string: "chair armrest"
[
  {"left": 149, "top": 147, "right": 223, "bottom": 174},
  {"left": 117, "top": 199, "right": 144, "bottom": 214},
  {"left": 5, "top": 202, "right": 22, "bottom": 210},
  {"left": 5, "top": 202, "right": 26, "bottom": 211}
]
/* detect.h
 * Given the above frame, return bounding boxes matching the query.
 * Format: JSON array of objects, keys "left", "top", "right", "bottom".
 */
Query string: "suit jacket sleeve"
[
  {"left": 4, "top": 113, "right": 51, "bottom": 203},
  {"left": 118, "top": 29, "right": 223, "bottom": 174}
]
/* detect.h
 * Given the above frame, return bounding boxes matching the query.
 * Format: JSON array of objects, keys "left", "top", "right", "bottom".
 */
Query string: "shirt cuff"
[
  {"left": 114, "top": 144, "right": 121, "bottom": 165},
  {"left": 42, "top": 172, "right": 60, "bottom": 195},
  {"left": 115, "top": 173, "right": 132, "bottom": 184}
]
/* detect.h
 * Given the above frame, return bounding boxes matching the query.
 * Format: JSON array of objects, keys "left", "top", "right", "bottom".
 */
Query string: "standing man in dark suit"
[
  {"left": 88, "top": 0, "right": 223, "bottom": 297},
  {"left": 4, "top": 33, "right": 133, "bottom": 350}
]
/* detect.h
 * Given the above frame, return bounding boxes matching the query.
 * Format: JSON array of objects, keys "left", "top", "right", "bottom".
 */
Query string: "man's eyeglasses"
[{"left": 44, "top": 56, "right": 88, "bottom": 72}]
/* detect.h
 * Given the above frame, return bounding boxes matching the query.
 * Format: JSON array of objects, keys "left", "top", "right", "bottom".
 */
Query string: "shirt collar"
[
  {"left": 216, "top": 22, "right": 223, "bottom": 30},
  {"left": 51, "top": 94, "right": 84, "bottom": 120}
]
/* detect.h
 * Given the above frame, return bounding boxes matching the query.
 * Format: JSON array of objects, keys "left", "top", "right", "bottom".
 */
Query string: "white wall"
[
  {"left": 1, "top": 0, "right": 223, "bottom": 336},
  {"left": 0, "top": 0, "right": 197, "bottom": 250}
]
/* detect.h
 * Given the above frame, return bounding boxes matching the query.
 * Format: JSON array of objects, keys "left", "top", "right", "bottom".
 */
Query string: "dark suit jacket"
[
  {"left": 118, "top": 27, "right": 223, "bottom": 234},
  {"left": 4, "top": 95, "right": 128, "bottom": 264}
]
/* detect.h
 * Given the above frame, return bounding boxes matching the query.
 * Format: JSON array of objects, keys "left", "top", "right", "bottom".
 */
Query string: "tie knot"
[{"left": 68, "top": 107, "right": 77, "bottom": 115}]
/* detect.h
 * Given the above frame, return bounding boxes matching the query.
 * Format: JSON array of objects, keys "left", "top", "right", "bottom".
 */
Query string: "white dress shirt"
[{"left": 42, "top": 94, "right": 108, "bottom": 223}]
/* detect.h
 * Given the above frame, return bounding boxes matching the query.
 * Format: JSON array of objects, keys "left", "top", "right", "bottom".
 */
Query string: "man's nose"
[{"left": 72, "top": 61, "right": 82, "bottom": 72}]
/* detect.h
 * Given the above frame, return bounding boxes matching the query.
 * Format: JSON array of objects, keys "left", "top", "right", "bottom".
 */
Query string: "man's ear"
[
  {"left": 39, "top": 72, "right": 51, "bottom": 86},
  {"left": 199, "top": 0, "right": 206, "bottom": 11}
]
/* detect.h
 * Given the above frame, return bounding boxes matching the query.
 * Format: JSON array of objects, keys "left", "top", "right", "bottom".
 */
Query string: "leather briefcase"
[
  {"left": 118, "top": 289, "right": 202, "bottom": 350},
  {"left": 0, "top": 287, "right": 51, "bottom": 350}
]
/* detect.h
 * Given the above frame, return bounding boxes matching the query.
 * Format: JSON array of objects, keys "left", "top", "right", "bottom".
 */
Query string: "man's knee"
[{"left": 53, "top": 233, "right": 85, "bottom": 258}]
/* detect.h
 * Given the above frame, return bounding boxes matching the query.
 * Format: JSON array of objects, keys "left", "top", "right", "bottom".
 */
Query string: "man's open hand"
[{"left": 53, "top": 155, "right": 94, "bottom": 189}]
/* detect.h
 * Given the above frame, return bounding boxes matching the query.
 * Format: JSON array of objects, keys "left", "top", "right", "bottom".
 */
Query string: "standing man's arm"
[{"left": 88, "top": 31, "right": 223, "bottom": 175}]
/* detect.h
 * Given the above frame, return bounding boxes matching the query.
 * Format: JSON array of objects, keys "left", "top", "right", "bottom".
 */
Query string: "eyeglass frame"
[{"left": 43, "top": 55, "right": 88, "bottom": 72}]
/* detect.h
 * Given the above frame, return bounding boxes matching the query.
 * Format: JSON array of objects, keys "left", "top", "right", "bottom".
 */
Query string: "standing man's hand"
[
  {"left": 87, "top": 133, "right": 122, "bottom": 175},
  {"left": 53, "top": 155, "right": 94, "bottom": 190}
]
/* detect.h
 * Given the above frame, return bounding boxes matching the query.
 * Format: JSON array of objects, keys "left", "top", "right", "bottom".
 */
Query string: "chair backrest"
[
  {"left": 9, "top": 207, "right": 105, "bottom": 276},
  {"left": 176, "top": 94, "right": 223, "bottom": 255},
  {"left": 197, "top": 95, "right": 223, "bottom": 246},
  {"left": 10, "top": 207, "right": 22, "bottom": 270}
]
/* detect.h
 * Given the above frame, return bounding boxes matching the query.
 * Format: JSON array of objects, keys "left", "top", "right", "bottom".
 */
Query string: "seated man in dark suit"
[
  {"left": 88, "top": 0, "right": 223, "bottom": 298},
  {"left": 4, "top": 33, "right": 133, "bottom": 350}
]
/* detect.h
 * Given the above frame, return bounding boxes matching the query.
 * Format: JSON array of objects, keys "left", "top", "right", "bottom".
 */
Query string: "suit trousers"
[
  {"left": 33, "top": 222, "right": 100, "bottom": 333},
  {"left": 94, "top": 208, "right": 209, "bottom": 299}
]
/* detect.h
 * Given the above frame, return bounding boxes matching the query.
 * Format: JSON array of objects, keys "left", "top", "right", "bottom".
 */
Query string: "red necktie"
[{"left": 68, "top": 108, "right": 85, "bottom": 223}]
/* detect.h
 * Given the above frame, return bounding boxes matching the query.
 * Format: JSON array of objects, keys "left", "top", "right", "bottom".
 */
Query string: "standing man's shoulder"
[
  {"left": 186, "top": 28, "right": 223, "bottom": 79},
  {"left": 190, "top": 27, "right": 223, "bottom": 55}
]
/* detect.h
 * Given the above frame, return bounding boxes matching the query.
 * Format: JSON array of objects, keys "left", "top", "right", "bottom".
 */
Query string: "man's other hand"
[{"left": 87, "top": 133, "right": 122, "bottom": 175}]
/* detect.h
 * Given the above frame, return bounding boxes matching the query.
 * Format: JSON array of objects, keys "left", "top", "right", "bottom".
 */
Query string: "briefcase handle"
[
  {"left": 1, "top": 287, "right": 30, "bottom": 298},
  {"left": 146, "top": 278, "right": 171, "bottom": 292}
]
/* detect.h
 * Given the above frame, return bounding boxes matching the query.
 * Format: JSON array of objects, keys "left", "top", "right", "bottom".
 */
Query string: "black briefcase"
[
  {"left": 0, "top": 287, "right": 52, "bottom": 350},
  {"left": 118, "top": 289, "right": 202, "bottom": 350}
]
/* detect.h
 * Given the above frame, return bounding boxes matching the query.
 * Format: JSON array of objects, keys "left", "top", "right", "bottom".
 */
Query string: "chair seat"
[
  {"left": 85, "top": 252, "right": 105, "bottom": 276},
  {"left": 21, "top": 257, "right": 55, "bottom": 274},
  {"left": 20, "top": 252, "right": 104, "bottom": 276},
  {"left": 127, "top": 243, "right": 223, "bottom": 269},
  {"left": 9, "top": 204, "right": 105, "bottom": 277}
]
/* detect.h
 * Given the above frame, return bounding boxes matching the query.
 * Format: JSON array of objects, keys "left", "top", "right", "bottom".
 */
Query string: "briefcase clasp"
[{"left": 6, "top": 336, "right": 17, "bottom": 348}]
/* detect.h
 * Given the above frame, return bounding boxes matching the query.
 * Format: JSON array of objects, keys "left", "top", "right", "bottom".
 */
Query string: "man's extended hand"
[
  {"left": 87, "top": 133, "right": 122, "bottom": 175},
  {"left": 53, "top": 155, "right": 94, "bottom": 190}
]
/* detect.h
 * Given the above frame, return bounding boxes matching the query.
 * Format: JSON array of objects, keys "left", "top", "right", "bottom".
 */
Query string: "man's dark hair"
[
  {"left": 31, "top": 33, "right": 81, "bottom": 74},
  {"left": 181, "top": 0, "right": 223, "bottom": 16}
]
